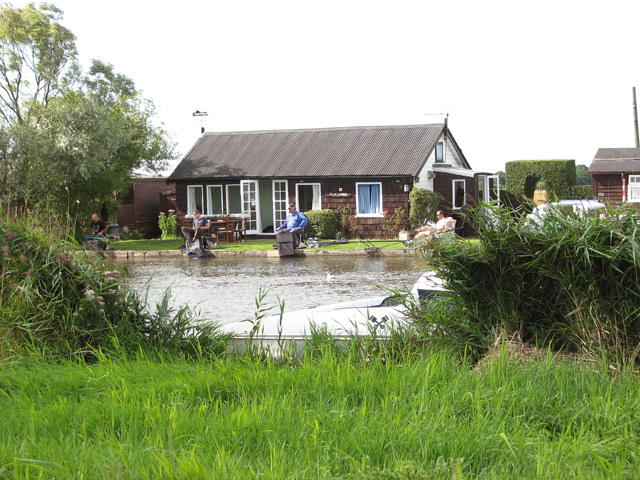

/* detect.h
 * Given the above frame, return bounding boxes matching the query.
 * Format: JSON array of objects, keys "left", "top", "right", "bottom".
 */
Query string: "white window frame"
[
  {"left": 206, "top": 185, "right": 224, "bottom": 216},
  {"left": 452, "top": 179, "right": 466, "bottom": 209},
  {"left": 435, "top": 142, "right": 444, "bottom": 163},
  {"left": 295, "top": 183, "right": 322, "bottom": 212},
  {"left": 186, "top": 185, "right": 204, "bottom": 217},
  {"left": 225, "top": 184, "right": 241, "bottom": 215},
  {"left": 355, "top": 182, "right": 383, "bottom": 217},
  {"left": 628, "top": 175, "right": 640, "bottom": 202},
  {"left": 272, "top": 180, "right": 289, "bottom": 229}
]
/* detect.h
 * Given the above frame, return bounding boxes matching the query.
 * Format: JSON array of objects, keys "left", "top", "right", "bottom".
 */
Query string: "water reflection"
[{"left": 115, "top": 256, "right": 424, "bottom": 324}]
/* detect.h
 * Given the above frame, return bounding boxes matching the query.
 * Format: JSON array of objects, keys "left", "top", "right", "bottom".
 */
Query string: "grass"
[
  {"left": 108, "top": 238, "right": 408, "bottom": 252},
  {"left": 1, "top": 351, "right": 639, "bottom": 479}
]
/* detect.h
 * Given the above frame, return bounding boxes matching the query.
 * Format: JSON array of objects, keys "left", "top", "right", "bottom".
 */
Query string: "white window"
[
  {"left": 453, "top": 180, "right": 466, "bottom": 209},
  {"left": 295, "top": 183, "right": 321, "bottom": 212},
  {"left": 273, "top": 180, "right": 288, "bottom": 228},
  {"left": 356, "top": 182, "right": 382, "bottom": 216},
  {"left": 435, "top": 142, "right": 444, "bottom": 163},
  {"left": 207, "top": 185, "right": 223, "bottom": 215},
  {"left": 629, "top": 175, "right": 640, "bottom": 202},
  {"left": 187, "top": 185, "right": 203, "bottom": 215}
]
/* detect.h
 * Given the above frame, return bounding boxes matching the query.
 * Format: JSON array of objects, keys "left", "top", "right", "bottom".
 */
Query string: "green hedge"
[
  {"left": 304, "top": 209, "right": 340, "bottom": 239},
  {"left": 567, "top": 185, "right": 593, "bottom": 200},
  {"left": 408, "top": 188, "right": 444, "bottom": 229},
  {"left": 506, "top": 160, "right": 576, "bottom": 200}
]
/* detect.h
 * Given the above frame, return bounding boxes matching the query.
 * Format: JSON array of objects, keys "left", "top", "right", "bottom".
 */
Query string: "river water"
[{"left": 114, "top": 256, "right": 425, "bottom": 325}]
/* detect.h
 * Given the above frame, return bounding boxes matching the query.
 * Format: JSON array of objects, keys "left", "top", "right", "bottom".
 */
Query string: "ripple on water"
[{"left": 114, "top": 256, "right": 425, "bottom": 324}]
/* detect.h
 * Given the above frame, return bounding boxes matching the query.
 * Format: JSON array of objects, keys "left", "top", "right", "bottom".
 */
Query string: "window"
[
  {"left": 295, "top": 183, "right": 321, "bottom": 211},
  {"left": 273, "top": 180, "right": 288, "bottom": 228},
  {"left": 629, "top": 175, "right": 640, "bottom": 202},
  {"left": 435, "top": 142, "right": 444, "bottom": 163},
  {"left": 453, "top": 180, "right": 466, "bottom": 209},
  {"left": 356, "top": 182, "right": 382, "bottom": 216},
  {"left": 187, "top": 185, "right": 203, "bottom": 215},
  {"left": 207, "top": 185, "right": 223, "bottom": 215}
]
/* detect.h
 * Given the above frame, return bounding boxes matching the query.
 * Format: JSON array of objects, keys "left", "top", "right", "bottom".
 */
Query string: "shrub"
[
  {"left": 567, "top": 185, "right": 593, "bottom": 200},
  {"left": 158, "top": 209, "right": 178, "bottom": 239},
  {"left": 422, "top": 203, "right": 640, "bottom": 365},
  {"left": 0, "top": 215, "right": 227, "bottom": 358},
  {"left": 304, "top": 209, "right": 340, "bottom": 239},
  {"left": 409, "top": 188, "right": 443, "bottom": 229}
]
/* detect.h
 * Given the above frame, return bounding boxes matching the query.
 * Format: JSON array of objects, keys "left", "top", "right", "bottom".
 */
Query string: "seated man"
[
  {"left": 84, "top": 213, "right": 108, "bottom": 243},
  {"left": 276, "top": 203, "right": 308, "bottom": 248},
  {"left": 181, "top": 210, "right": 210, "bottom": 243},
  {"left": 415, "top": 210, "right": 448, "bottom": 238}
]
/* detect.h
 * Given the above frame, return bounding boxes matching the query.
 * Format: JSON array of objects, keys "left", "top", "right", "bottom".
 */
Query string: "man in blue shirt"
[{"left": 276, "top": 203, "right": 308, "bottom": 248}]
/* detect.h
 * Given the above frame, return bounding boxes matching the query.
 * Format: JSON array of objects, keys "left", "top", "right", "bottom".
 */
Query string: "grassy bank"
[{"left": 1, "top": 351, "right": 638, "bottom": 479}]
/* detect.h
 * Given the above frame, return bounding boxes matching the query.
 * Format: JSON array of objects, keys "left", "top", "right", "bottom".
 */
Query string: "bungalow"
[
  {"left": 588, "top": 148, "right": 640, "bottom": 206},
  {"left": 167, "top": 123, "right": 497, "bottom": 237}
]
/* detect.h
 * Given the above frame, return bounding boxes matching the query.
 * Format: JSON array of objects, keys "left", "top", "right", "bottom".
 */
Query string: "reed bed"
[{"left": 1, "top": 350, "right": 639, "bottom": 479}]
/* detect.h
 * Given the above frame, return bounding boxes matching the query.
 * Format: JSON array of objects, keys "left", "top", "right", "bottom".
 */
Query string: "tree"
[
  {"left": 575, "top": 164, "right": 592, "bottom": 186},
  {"left": 0, "top": 3, "right": 175, "bottom": 227}
]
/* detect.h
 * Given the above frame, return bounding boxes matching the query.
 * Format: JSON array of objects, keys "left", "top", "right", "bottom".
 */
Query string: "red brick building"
[{"left": 117, "top": 176, "right": 176, "bottom": 235}]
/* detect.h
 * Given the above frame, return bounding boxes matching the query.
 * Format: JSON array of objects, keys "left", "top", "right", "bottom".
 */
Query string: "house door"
[
  {"left": 272, "top": 180, "right": 288, "bottom": 230},
  {"left": 478, "top": 175, "right": 500, "bottom": 204},
  {"left": 241, "top": 180, "right": 260, "bottom": 234}
]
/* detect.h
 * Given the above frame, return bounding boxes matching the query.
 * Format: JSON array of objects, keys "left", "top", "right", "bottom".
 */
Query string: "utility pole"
[{"left": 633, "top": 88, "right": 639, "bottom": 148}]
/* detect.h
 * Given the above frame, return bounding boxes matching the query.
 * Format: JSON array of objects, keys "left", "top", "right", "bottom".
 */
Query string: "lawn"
[{"left": 107, "top": 237, "right": 409, "bottom": 252}]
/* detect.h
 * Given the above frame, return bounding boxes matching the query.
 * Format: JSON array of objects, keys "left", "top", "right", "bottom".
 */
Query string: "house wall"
[
  {"left": 173, "top": 177, "right": 412, "bottom": 239},
  {"left": 117, "top": 177, "right": 175, "bottom": 234},
  {"left": 592, "top": 174, "right": 623, "bottom": 206}
]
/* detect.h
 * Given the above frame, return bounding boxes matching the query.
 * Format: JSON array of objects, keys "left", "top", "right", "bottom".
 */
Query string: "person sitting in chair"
[
  {"left": 276, "top": 203, "right": 308, "bottom": 248},
  {"left": 415, "top": 210, "right": 448, "bottom": 238},
  {"left": 84, "top": 213, "right": 108, "bottom": 243},
  {"left": 181, "top": 210, "right": 209, "bottom": 243}
]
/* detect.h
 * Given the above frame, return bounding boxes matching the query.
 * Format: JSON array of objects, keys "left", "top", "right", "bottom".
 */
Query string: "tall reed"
[{"left": 419, "top": 203, "right": 640, "bottom": 364}]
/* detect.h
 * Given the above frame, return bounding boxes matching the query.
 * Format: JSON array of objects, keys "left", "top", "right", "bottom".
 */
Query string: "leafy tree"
[
  {"left": 0, "top": 3, "right": 176, "bottom": 230},
  {"left": 575, "top": 164, "right": 592, "bottom": 186}
]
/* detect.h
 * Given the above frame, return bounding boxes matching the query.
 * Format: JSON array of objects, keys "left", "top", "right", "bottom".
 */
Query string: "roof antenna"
[
  {"left": 193, "top": 110, "right": 208, "bottom": 134},
  {"left": 424, "top": 112, "right": 449, "bottom": 127}
]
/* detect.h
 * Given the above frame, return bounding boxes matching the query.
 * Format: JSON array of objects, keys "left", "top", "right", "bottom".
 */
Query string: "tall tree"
[{"left": 0, "top": 3, "right": 175, "bottom": 224}]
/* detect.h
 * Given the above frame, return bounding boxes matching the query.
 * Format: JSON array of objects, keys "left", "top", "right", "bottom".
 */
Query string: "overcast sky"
[{"left": 10, "top": 0, "right": 640, "bottom": 175}]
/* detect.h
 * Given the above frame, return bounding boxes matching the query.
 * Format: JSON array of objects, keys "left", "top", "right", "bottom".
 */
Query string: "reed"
[
  {"left": 416, "top": 203, "right": 640, "bottom": 365},
  {"left": 0, "top": 213, "right": 227, "bottom": 359},
  {"left": 1, "top": 350, "right": 639, "bottom": 479}
]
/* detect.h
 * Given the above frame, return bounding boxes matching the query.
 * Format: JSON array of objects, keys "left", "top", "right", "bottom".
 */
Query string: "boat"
[{"left": 220, "top": 272, "right": 449, "bottom": 351}]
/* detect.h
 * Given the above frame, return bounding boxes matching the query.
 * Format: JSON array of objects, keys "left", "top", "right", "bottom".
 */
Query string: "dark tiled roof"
[
  {"left": 588, "top": 148, "right": 640, "bottom": 174},
  {"left": 168, "top": 124, "right": 448, "bottom": 181}
]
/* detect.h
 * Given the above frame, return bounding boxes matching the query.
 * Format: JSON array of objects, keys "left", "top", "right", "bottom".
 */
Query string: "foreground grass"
[
  {"left": 1, "top": 352, "right": 639, "bottom": 479},
  {"left": 108, "top": 238, "right": 408, "bottom": 252}
]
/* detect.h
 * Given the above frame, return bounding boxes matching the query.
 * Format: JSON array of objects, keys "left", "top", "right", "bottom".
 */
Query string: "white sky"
[{"left": 10, "top": 0, "right": 640, "bottom": 175}]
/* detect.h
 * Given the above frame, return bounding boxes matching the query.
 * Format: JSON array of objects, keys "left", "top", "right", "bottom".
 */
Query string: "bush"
[
  {"left": 567, "top": 185, "right": 593, "bottom": 200},
  {"left": 0, "top": 215, "right": 227, "bottom": 358},
  {"left": 408, "top": 188, "right": 444, "bottom": 229},
  {"left": 304, "top": 209, "right": 340, "bottom": 239},
  {"left": 421, "top": 204, "right": 640, "bottom": 365},
  {"left": 158, "top": 209, "right": 179, "bottom": 239}
]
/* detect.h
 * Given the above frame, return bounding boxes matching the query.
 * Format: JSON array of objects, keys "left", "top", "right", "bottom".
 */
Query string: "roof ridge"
[{"left": 201, "top": 124, "right": 445, "bottom": 136}]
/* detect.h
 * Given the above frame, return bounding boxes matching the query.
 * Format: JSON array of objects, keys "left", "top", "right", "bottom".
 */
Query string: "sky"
[{"left": 9, "top": 0, "right": 640, "bottom": 175}]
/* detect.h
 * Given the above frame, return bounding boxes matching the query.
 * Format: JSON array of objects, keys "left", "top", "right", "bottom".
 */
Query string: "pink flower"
[{"left": 383, "top": 211, "right": 388, "bottom": 216}]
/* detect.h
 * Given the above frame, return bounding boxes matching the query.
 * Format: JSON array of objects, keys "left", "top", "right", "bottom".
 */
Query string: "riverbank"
[
  {"left": 102, "top": 237, "right": 414, "bottom": 258},
  {"left": 103, "top": 247, "right": 412, "bottom": 259},
  {"left": 2, "top": 352, "right": 637, "bottom": 479}
]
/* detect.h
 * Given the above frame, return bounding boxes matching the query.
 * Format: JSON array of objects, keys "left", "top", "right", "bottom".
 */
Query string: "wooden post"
[{"left": 634, "top": 87, "right": 639, "bottom": 148}]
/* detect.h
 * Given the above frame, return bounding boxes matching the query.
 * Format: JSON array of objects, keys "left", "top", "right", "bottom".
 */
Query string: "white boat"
[{"left": 220, "top": 272, "right": 449, "bottom": 350}]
